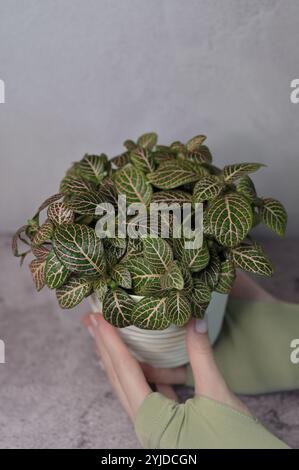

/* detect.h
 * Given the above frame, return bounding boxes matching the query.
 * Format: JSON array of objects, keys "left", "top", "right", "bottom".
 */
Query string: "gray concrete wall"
[{"left": 0, "top": 0, "right": 298, "bottom": 234}]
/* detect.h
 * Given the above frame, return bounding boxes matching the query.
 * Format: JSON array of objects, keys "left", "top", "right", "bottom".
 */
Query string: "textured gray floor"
[{"left": 0, "top": 235, "right": 298, "bottom": 449}]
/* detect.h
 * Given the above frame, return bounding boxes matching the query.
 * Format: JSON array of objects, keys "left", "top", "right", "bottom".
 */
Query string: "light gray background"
[
  {"left": 0, "top": 0, "right": 299, "bottom": 234},
  {"left": 1, "top": 1, "right": 299, "bottom": 449}
]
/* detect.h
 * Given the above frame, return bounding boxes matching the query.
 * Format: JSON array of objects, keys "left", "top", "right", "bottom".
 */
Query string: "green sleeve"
[
  {"left": 134, "top": 392, "right": 289, "bottom": 449},
  {"left": 186, "top": 299, "right": 299, "bottom": 395}
]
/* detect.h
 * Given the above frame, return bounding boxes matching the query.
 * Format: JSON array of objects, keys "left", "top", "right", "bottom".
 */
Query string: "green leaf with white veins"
[
  {"left": 103, "top": 289, "right": 135, "bottom": 328},
  {"left": 166, "top": 291, "right": 191, "bottom": 326},
  {"left": 131, "top": 297, "right": 170, "bottom": 330},
  {"left": 173, "top": 238, "right": 210, "bottom": 272},
  {"left": 197, "top": 248, "right": 220, "bottom": 289},
  {"left": 123, "top": 139, "right": 137, "bottom": 151},
  {"left": 113, "top": 164, "right": 153, "bottom": 205},
  {"left": 191, "top": 301, "right": 209, "bottom": 319},
  {"left": 93, "top": 278, "right": 108, "bottom": 303},
  {"left": 130, "top": 147, "right": 156, "bottom": 173},
  {"left": 192, "top": 280, "right": 211, "bottom": 306},
  {"left": 260, "top": 198, "right": 287, "bottom": 237},
  {"left": 32, "top": 219, "right": 54, "bottom": 246},
  {"left": 215, "top": 259, "right": 236, "bottom": 294},
  {"left": 111, "top": 151, "right": 131, "bottom": 168},
  {"left": 181, "top": 266, "right": 193, "bottom": 292},
  {"left": 236, "top": 176, "right": 257, "bottom": 202},
  {"left": 60, "top": 176, "right": 96, "bottom": 195},
  {"left": 147, "top": 160, "right": 208, "bottom": 190},
  {"left": 47, "top": 201, "right": 74, "bottom": 225},
  {"left": 186, "top": 135, "right": 207, "bottom": 151},
  {"left": 193, "top": 176, "right": 223, "bottom": 203},
  {"left": 186, "top": 145, "right": 212, "bottom": 164},
  {"left": 128, "top": 258, "right": 161, "bottom": 295},
  {"left": 232, "top": 245, "right": 274, "bottom": 277},
  {"left": 143, "top": 237, "right": 173, "bottom": 273},
  {"left": 111, "top": 264, "right": 132, "bottom": 289},
  {"left": 160, "top": 261, "right": 184, "bottom": 290},
  {"left": 29, "top": 258, "right": 46, "bottom": 291},
  {"left": 31, "top": 245, "right": 50, "bottom": 261},
  {"left": 53, "top": 223, "right": 106, "bottom": 276},
  {"left": 77, "top": 154, "right": 108, "bottom": 183},
  {"left": 103, "top": 240, "right": 126, "bottom": 267},
  {"left": 56, "top": 277, "right": 92, "bottom": 309},
  {"left": 65, "top": 191, "right": 105, "bottom": 215},
  {"left": 222, "top": 163, "right": 265, "bottom": 181},
  {"left": 151, "top": 190, "right": 192, "bottom": 205},
  {"left": 207, "top": 193, "right": 253, "bottom": 248},
  {"left": 137, "top": 132, "right": 158, "bottom": 150},
  {"left": 45, "top": 251, "right": 70, "bottom": 289}
]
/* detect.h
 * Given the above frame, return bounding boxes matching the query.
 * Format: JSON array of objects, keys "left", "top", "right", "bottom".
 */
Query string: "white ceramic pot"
[{"left": 88, "top": 292, "right": 228, "bottom": 368}]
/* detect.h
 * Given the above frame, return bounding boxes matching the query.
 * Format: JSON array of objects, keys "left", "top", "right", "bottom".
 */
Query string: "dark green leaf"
[
  {"left": 111, "top": 264, "right": 132, "bottom": 289},
  {"left": 215, "top": 259, "right": 236, "bottom": 294},
  {"left": 103, "top": 288, "right": 135, "bottom": 327},
  {"left": 77, "top": 154, "right": 108, "bottom": 183},
  {"left": 147, "top": 160, "right": 208, "bottom": 190},
  {"left": 103, "top": 239, "right": 126, "bottom": 267},
  {"left": 143, "top": 237, "right": 173, "bottom": 273},
  {"left": 193, "top": 176, "right": 223, "bottom": 203},
  {"left": 32, "top": 220, "right": 54, "bottom": 246},
  {"left": 45, "top": 251, "right": 70, "bottom": 289},
  {"left": 128, "top": 258, "right": 161, "bottom": 295},
  {"left": 65, "top": 191, "right": 105, "bottom": 215},
  {"left": 186, "top": 145, "right": 212, "bottom": 164},
  {"left": 232, "top": 245, "right": 273, "bottom": 277},
  {"left": 137, "top": 132, "right": 158, "bottom": 150},
  {"left": 166, "top": 291, "right": 191, "bottom": 326},
  {"left": 236, "top": 176, "right": 257, "bottom": 202},
  {"left": 31, "top": 245, "right": 50, "bottom": 261},
  {"left": 131, "top": 297, "right": 170, "bottom": 330},
  {"left": 111, "top": 151, "right": 131, "bottom": 168},
  {"left": 29, "top": 258, "right": 46, "bottom": 291},
  {"left": 160, "top": 261, "right": 184, "bottom": 290},
  {"left": 223, "top": 163, "right": 265, "bottom": 181},
  {"left": 60, "top": 176, "right": 96, "bottom": 195},
  {"left": 130, "top": 147, "right": 156, "bottom": 173},
  {"left": 56, "top": 276, "right": 92, "bottom": 309},
  {"left": 260, "top": 198, "right": 287, "bottom": 237},
  {"left": 191, "top": 302, "right": 209, "bottom": 319},
  {"left": 93, "top": 278, "right": 108, "bottom": 303},
  {"left": 207, "top": 193, "right": 253, "bottom": 247},
  {"left": 192, "top": 280, "right": 211, "bottom": 306},
  {"left": 173, "top": 238, "right": 210, "bottom": 272},
  {"left": 197, "top": 248, "right": 220, "bottom": 288},
  {"left": 152, "top": 190, "right": 192, "bottom": 205},
  {"left": 47, "top": 201, "right": 74, "bottom": 225},
  {"left": 53, "top": 223, "right": 106, "bottom": 276},
  {"left": 181, "top": 266, "right": 193, "bottom": 292},
  {"left": 186, "top": 135, "right": 207, "bottom": 151},
  {"left": 123, "top": 139, "right": 137, "bottom": 151},
  {"left": 114, "top": 164, "right": 153, "bottom": 205}
]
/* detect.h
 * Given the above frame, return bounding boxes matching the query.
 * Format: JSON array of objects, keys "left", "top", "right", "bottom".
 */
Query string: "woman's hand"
[{"left": 82, "top": 313, "right": 251, "bottom": 422}]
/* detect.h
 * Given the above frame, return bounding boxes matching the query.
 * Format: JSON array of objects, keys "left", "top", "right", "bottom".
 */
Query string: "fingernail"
[
  {"left": 90, "top": 315, "right": 98, "bottom": 328},
  {"left": 88, "top": 326, "right": 95, "bottom": 339},
  {"left": 98, "top": 359, "right": 104, "bottom": 370},
  {"left": 195, "top": 318, "right": 208, "bottom": 334}
]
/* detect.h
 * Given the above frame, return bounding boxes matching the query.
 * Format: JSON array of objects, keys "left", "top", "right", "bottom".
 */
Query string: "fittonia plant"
[{"left": 12, "top": 133, "right": 287, "bottom": 329}]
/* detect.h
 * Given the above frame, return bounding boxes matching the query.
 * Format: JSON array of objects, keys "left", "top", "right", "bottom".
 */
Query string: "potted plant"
[{"left": 12, "top": 132, "right": 287, "bottom": 368}]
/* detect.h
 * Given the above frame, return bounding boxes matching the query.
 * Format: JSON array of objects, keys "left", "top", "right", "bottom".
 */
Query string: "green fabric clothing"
[
  {"left": 186, "top": 299, "right": 299, "bottom": 394},
  {"left": 134, "top": 393, "right": 289, "bottom": 449},
  {"left": 135, "top": 298, "right": 299, "bottom": 449}
]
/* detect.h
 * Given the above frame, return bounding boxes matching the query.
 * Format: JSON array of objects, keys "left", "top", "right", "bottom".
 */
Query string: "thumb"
[
  {"left": 186, "top": 317, "right": 231, "bottom": 399},
  {"left": 186, "top": 317, "right": 252, "bottom": 416}
]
